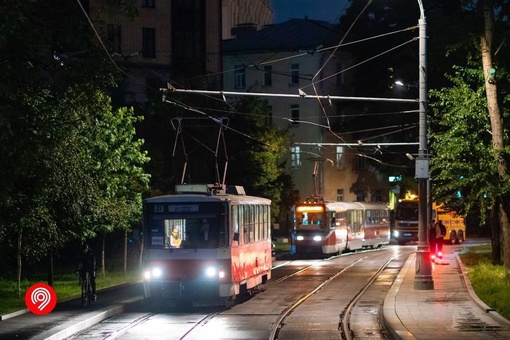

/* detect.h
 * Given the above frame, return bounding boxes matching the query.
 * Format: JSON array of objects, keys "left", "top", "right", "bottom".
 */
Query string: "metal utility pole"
[{"left": 414, "top": 0, "right": 434, "bottom": 290}]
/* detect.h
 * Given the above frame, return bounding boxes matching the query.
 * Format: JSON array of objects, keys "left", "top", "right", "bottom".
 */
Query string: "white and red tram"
[
  {"left": 142, "top": 184, "right": 272, "bottom": 306},
  {"left": 291, "top": 198, "right": 390, "bottom": 255}
]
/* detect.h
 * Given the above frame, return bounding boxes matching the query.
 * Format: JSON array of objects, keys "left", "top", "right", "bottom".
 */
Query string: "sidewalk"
[{"left": 383, "top": 248, "right": 510, "bottom": 339}]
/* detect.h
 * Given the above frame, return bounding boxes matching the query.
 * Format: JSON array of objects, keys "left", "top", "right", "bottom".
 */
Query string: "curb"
[
  {"left": 382, "top": 253, "right": 417, "bottom": 340},
  {"left": 455, "top": 253, "right": 510, "bottom": 328},
  {"left": 0, "top": 282, "right": 140, "bottom": 321}
]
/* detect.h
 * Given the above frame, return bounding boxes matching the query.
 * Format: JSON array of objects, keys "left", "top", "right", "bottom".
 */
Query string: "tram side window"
[
  {"left": 232, "top": 206, "right": 239, "bottom": 244},
  {"left": 365, "top": 209, "right": 382, "bottom": 224},
  {"left": 337, "top": 212, "right": 347, "bottom": 228},
  {"left": 260, "top": 205, "right": 269, "bottom": 240},
  {"left": 347, "top": 210, "right": 363, "bottom": 233},
  {"left": 238, "top": 205, "right": 244, "bottom": 245},
  {"left": 254, "top": 205, "right": 259, "bottom": 242},
  {"left": 242, "top": 205, "right": 248, "bottom": 244},
  {"left": 248, "top": 205, "right": 255, "bottom": 243}
]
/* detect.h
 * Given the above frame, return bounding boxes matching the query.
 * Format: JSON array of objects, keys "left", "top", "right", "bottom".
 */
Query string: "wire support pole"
[
  {"left": 414, "top": 0, "right": 434, "bottom": 290},
  {"left": 163, "top": 87, "right": 417, "bottom": 104}
]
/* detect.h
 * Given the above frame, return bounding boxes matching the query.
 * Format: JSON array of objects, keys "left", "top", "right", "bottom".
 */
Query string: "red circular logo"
[{"left": 25, "top": 283, "right": 57, "bottom": 315}]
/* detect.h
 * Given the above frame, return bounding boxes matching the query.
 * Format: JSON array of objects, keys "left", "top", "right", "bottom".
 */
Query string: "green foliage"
[
  {"left": 0, "top": 268, "right": 141, "bottom": 315},
  {"left": 429, "top": 62, "right": 510, "bottom": 220},
  {"left": 460, "top": 245, "right": 510, "bottom": 320},
  {"left": 0, "top": 0, "right": 148, "bottom": 273},
  {"left": 227, "top": 97, "right": 293, "bottom": 220}
]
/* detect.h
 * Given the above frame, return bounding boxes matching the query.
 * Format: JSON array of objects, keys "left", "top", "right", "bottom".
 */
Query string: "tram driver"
[{"left": 169, "top": 227, "right": 182, "bottom": 248}]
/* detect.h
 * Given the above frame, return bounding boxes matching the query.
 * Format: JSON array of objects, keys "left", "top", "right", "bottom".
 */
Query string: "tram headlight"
[
  {"left": 394, "top": 230, "right": 400, "bottom": 237},
  {"left": 143, "top": 266, "right": 163, "bottom": 281},
  {"left": 313, "top": 235, "right": 322, "bottom": 241},
  {"left": 205, "top": 266, "right": 217, "bottom": 277},
  {"left": 152, "top": 267, "right": 163, "bottom": 278},
  {"left": 296, "top": 235, "right": 304, "bottom": 241},
  {"left": 205, "top": 266, "right": 226, "bottom": 279}
]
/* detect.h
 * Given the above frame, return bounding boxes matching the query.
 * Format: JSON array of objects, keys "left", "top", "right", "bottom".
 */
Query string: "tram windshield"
[
  {"left": 145, "top": 202, "right": 227, "bottom": 249},
  {"left": 295, "top": 204, "right": 326, "bottom": 230}
]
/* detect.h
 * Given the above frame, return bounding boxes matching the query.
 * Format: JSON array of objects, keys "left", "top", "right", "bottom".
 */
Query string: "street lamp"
[{"left": 414, "top": 0, "right": 434, "bottom": 290}]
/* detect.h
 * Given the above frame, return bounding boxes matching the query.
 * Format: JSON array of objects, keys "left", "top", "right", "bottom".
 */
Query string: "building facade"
[
  {"left": 88, "top": 2, "right": 389, "bottom": 206},
  {"left": 223, "top": 19, "right": 390, "bottom": 204},
  {"left": 89, "top": 0, "right": 272, "bottom": 103}
]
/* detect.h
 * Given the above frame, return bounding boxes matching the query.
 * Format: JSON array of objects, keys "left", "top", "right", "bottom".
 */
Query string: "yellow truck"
[{"left": 393, "top": 198, "right": 466, "bottom": 245}]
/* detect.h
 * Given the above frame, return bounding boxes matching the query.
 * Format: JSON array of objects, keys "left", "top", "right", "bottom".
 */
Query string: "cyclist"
[{"left": 76, "top": 243, "right": 97, "bottom": 302}]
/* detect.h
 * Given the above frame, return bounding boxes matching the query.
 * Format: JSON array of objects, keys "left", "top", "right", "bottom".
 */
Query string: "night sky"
[{"left": 271, "top": 0, "right": 350, "bottom": 24}]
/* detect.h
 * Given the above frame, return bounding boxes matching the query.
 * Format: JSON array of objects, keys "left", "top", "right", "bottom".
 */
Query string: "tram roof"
[
  {"left": 324, "top": 201, "right": 389, "bottom": 211},
  {"left": 144, "top": 194, "right": 271, "bottom": 205},
  {"left": 144, "top": 184, "right": 271, "bottom": 205}
]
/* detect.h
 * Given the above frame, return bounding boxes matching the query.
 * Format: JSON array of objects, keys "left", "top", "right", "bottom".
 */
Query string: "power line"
[{"left": 161, "top": 86, "right": 417, "bottom": 103}]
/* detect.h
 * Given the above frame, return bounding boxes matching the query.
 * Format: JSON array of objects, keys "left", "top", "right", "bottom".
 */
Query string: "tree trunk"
[
  {"left": 490, "top": 205, "right": 501, "bottom": 265},
  {"left": 139, "top": 230, "right": 144, "bottom": 268},
  {"left": 101, "top": 236, "right": 106, "bottom": 276},
  {"left": 47, "top": 248, "right": 54, "bottom": 287},
  {"left": 124, "top": 230, "right": 128, "bottom": 274},
  {"left": 481, "top": 0, "right": 510, "bottom": 274},
  {"left": 17, "top": 228, "right": 22, "bottom": 298}
]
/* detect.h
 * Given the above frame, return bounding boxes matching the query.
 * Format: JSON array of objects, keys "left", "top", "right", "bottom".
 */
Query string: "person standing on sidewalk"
[
  {"left": 436, "top": 220, "right": 446, "bottom": 256},
  {"left": 428, "top": 218, "right": 437, "bottom": 255}
]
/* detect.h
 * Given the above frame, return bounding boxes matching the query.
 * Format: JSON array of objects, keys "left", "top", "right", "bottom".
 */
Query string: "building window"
[
  {"left": 142, "top": 0, "right": 155, "bottom": 7},
  {"left": 263, "top": 65, "right": 272, "bottom": 86},
  {"left": 235, "top": 65, "right": 246, "bottom": 89},
  {"left": 336, "top": 146, "right": 344, "bottom": 169},
  {"left": 374, "top": 190, "right": 382, "bottom": 202},
  {"left": 142, "top": 28, "right": 156, "bottom": 58},
  {"left": 290, "top": 63, "right": 299, "bottom": 85},
  {"left": 290, "top": 104, "right": 299, "bottom": 125},
  {"left": 291, "top": 146, "right": 301, "bottom": 168},
  {"left": 337, "top": 189, "right": 344, "bottom": 201},
  {"left": 107, "top": 24, "right": 122, "bottom": 54},
  {"left": 142, "top": 0, "right": 155, "bottom": 8},
  {"left": 356, "top": 190, "right": 366, "bottom": 202}
]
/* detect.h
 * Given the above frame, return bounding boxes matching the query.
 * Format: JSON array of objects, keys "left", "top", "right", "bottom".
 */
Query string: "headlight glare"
[
  {"left": 205, "top": 266, "right": 216, "bottom": 277},
  {"left": 152, "top": 267, "right": 162, "bottom": 278}
]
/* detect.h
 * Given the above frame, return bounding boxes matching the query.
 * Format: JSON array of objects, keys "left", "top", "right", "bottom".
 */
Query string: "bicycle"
[{"left": 79, "top": 270, "right": 94, "bottom": 307}]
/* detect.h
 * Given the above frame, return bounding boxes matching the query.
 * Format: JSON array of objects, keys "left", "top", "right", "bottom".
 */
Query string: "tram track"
[
  {"left": 269, "top": 258, "right": 364, "bottom": 339},
  {"left": 339, "top": 256, "right": 395, "bottom": 340},
  {"left": 64, "top": 246, "right": 414, "bottom": 340}
]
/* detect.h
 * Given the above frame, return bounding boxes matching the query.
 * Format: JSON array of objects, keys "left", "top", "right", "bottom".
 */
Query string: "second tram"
[
  {"left": 290, "top": 198, "right": 390, "bottom": 255},
  {"left": 142, "top": 184, "right": 272, "bottom": 306}
]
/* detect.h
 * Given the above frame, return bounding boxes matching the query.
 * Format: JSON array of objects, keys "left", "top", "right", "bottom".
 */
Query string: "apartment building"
[
  {"left": 223, "top": 19, "right": 389, "bottom": 203},
  {"left": 89, "top": 0, "right": 272, "bottom": 104}
]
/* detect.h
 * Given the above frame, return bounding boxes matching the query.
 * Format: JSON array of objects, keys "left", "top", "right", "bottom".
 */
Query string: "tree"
[
  {"left": 0, "top": 0, "right": 148, "bottom": 291},
  {"left": 226, "top": 97, "right": 293, "bottom": 221},
  {"left": 480, "top": 0, "right": 510, "bottom": 272},
  {"left": 429, "top": 0, "right": 510, "bottom": 270}
]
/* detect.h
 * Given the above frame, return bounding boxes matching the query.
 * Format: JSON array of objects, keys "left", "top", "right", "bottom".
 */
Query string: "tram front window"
[
  {"left": 297, "top": 212, "right": 325, "bottom": 229},
  {"left": 146, "top": 202, "right": 227, "bottom": 249},
  {"left": 149, "top": 217, "right": 222, "bottom": 249}
]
